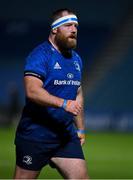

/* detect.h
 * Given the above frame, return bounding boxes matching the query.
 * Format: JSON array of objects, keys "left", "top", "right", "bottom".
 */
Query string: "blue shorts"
[{"left": 15, "top": 137, "right": 85, "bottom": 171}]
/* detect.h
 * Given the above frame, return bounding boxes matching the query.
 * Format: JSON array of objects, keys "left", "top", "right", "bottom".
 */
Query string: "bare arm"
[
  {"left": 24, "top": 76, "right": 64, "bottom": 107},
  {"left": 74, "top": 86, "right": 85, "bottom": 145},
  {"left": 24, "top": 76, "right": 81, "bottom": 115}
]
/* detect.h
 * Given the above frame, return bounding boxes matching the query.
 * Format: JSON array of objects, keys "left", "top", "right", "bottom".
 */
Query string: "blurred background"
[{"left": 0, "top": 0, "right": 133, "bottom": 179}]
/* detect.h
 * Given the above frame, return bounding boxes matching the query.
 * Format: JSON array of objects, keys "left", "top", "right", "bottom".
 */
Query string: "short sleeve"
[{"left": 24, "top": 48, "right": 47, "bottom": 81}]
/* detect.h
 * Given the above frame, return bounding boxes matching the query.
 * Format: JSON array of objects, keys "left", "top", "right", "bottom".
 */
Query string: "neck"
[
  {"left": 48, "top": 36, "right": 59, "bottom": 52},
  {"left": 48, "top": 35, "right": 72, "bottom": 58}
]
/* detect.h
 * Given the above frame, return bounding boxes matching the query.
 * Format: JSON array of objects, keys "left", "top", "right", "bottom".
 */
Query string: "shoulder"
[
  {"left": 25, "top": 41, "right": 57, "bottom": 69},
  {"left": 24, "top": 41, "right": 51, "bottom": 78},
  {"left": 27, "top": 41, "right": 52, "bottom": 60},
  {"left": 72, "top": 50, "right": 83, "bottom": 68}
]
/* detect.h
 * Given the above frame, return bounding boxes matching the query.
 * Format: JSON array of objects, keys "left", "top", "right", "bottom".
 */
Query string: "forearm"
[
  {"left": 74, "top": 86, "right": 85, "bottom": 130},
  {"left": 74, "top": 87, "right": 86, "bottom": 145},
  {"left": 74, "top": 109, "right": 85, "bottom": 130},
  {"left": 24, "top": 76, "right": 64, "bottom": 108},
  {"left": 74, "top": 110, "right": 85, "bottom": 146},
  {"left": 27, "top": 86, "right": 64, "bottom": 108}
]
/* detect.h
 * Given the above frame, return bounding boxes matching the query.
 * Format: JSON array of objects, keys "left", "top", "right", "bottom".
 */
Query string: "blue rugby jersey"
[{"left": 16, "top": 41, "right": 83, "bottom": 143}]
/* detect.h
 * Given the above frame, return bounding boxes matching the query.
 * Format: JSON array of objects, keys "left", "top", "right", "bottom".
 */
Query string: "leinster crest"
[{"left": 74, "top": 61, "right": 80, "bottom": 71}]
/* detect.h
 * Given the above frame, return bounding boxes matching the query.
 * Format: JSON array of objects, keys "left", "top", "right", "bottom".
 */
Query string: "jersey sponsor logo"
[
  {"left": 54, "top": 80, "right": 80, "bottom": 86},
  {"left": 74, "top": 61, "right": 80, "bottom": 71},
  {"left": 22, "top": 155, "right": 32, "bottom": 165},
  {"left": 54, "top": 62, "right": 61, "bottom": 69},
  {"left": 67, "top": 73, "right": 74, "bottom": 79}
]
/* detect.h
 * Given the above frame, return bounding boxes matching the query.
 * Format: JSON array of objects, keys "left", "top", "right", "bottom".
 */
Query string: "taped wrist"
[
  {"left": 77, "top": 129, "right": 85, "bottom": 139},
  {"left": 62, "top": 99, "right": 68, "bottom": 109}
]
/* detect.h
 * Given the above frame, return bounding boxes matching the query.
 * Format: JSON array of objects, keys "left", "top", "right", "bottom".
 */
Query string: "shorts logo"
[{"left": 23, "top": 155, "right": 32, "bottom": 165}]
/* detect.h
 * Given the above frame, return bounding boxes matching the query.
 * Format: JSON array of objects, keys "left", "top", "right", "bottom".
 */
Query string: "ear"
[{"left": 52, "top": 28, "right": 57, "bottom": 34}]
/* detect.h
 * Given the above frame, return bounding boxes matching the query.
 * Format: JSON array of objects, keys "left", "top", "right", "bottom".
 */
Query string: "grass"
[{"left": 0, "top": 126, "right": 133, "bottom": 179}]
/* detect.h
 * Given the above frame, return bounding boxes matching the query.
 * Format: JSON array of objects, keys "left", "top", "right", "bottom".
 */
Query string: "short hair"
[{"left": 50, "top": 8, "right": 76, "bottom": 25}]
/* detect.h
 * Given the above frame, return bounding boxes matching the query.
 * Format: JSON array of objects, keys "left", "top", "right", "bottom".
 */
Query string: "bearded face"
[{"left": 54, "top": 23, "right": 77, "bottom": 50}]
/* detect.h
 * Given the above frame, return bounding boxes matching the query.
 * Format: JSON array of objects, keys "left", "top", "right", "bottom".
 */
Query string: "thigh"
[
  {"left": 50, "top": 138, "right": 89, "bottom": 179},
  {"left": 14, "top": 165, "right": 40, "bottom": 179},
  {"left": 51, "top": 157, "right": 89, "bottom": 179}
]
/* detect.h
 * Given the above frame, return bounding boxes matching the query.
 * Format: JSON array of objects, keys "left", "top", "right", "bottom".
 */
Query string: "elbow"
[{"left": 25, "top": 87, "right": 37, "bottom": 101}]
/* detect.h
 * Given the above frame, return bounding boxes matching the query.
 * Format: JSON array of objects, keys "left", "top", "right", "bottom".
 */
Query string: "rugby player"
[{"left": 13, "top": 8, "right": 89, "bottom": 179}]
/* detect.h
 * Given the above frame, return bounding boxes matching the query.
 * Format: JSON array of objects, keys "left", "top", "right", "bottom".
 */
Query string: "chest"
[{"left": 46, "top": 56, "right": 81, "bottom": 82}]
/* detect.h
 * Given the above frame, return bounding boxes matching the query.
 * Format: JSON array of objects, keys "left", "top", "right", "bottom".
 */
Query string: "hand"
[
  {"left": 65, "top": 100, "right": 82, "bottom": 116},
  {"left": 77, "top": 130, "right": 85, "bottom": 146}
]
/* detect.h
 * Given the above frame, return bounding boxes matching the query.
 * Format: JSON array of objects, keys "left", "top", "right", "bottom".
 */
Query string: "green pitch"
[{"left": 0, "top": 126, "right": 133, "bottom": 179}]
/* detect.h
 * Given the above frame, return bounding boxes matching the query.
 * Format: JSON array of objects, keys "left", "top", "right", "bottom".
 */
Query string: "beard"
[{"left": 55, "top": 33, "right": 77, "bottom": 50}]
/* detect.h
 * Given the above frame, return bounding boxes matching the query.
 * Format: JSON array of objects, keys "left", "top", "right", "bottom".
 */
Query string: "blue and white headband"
[{"left": 51, "top": 15, "right": 78, "bottom": 29}]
